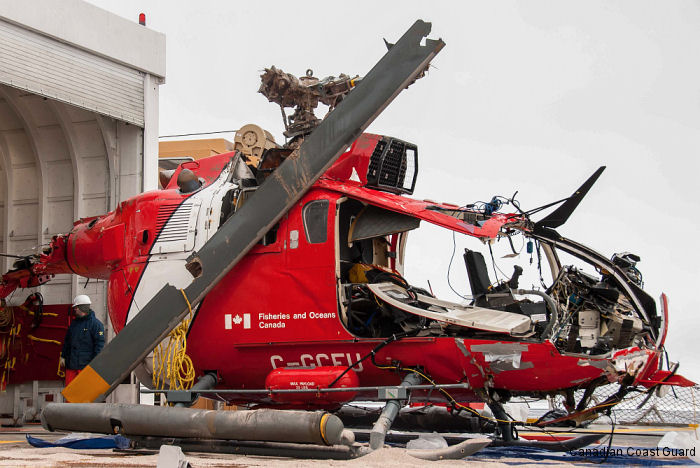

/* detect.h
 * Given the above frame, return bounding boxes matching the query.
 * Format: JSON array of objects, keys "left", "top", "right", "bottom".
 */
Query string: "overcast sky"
[{"left": 89, "top": 0, "right": 700, "bottom": 381}]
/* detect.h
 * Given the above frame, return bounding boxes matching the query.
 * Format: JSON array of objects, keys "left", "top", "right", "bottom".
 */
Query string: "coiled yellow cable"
[{"left": 153, "top": 289, "right": 196, "bottom": 391}]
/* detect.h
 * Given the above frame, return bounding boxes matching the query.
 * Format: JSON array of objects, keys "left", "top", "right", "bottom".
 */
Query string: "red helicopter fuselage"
[{"left": 1, "top": 133, "right": 689, "bottom": 414}]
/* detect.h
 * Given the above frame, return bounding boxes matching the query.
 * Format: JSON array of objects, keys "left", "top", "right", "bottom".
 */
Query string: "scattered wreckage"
[{"left": 1, "top": 19, "right": 693, "bottom": 459}]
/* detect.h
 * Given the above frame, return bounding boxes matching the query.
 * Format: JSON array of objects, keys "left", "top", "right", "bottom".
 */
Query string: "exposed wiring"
[
  {"left": 372, "top": 359, "right": 523, "bottom": 425},
  {"left": 327, "top": 332, "right": 414, "bottom": 388},
  {"left": 375, "top": 355, "right": 635, "bottom": 431},
  {"left": 505, "top": 234, "right": 520, "bottom": 256},
  {"left": 447, "top": 231, "right": 470, "bottom": 301},
  {"left": 535, "top": 240, "right": 548, "bottom": 289},
  {"left": 590, "top": 411, "right": 617, "bottom": 464},
  {"left": 466, "top": 192, "right": 527, "bottom": 218},
  {"left": 487, "top": 242, "right": 503, "bottom": 283},
  {"left": 445, "top": 192, "right": 528, "bottom": 301}
]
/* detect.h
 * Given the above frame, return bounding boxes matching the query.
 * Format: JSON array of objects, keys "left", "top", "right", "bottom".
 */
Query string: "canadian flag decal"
[{"left": 225, "top": 313, "right": 251, "bottom": 330}]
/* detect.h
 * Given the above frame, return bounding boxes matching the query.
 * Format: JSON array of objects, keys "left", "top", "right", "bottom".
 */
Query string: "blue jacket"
[{"left": 61, "top": 310, "right": 105, "bottom": 370}]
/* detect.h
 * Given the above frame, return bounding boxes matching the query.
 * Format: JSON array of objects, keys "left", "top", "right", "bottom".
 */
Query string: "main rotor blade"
[
  {"left": 534, "top": 166, "right": 605, "bottom": 231},
  {"left": 63, "top": 20, "right": 445, "bottom": 403}
]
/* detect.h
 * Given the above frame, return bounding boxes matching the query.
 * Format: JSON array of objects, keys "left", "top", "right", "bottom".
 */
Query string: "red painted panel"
[
  {"left": 316, "top": 178, "right": 518, "bottom": 239},
  {"left": 323, "top": 133, "right": 379, "bottom": 185},
  {"left": 0, "top": 303, "right": 70, "bottom": 388},
  {"left": 108, "top": 264, "right": 146, "bottom": 332}
]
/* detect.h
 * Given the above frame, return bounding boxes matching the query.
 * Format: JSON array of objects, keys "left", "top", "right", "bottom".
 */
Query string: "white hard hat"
[{"left": 72, "top": 295, "right": 91, "bottom": 307}]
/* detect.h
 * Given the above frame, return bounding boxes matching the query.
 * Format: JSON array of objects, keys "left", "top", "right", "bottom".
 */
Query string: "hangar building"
[{"left": 0, "top": 0, "right": 164, "bottom": 421}]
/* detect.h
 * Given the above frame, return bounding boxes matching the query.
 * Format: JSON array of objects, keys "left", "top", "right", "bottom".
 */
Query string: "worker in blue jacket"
[{"left": 60, "top": 295, "right": 105, "bottom": 385}]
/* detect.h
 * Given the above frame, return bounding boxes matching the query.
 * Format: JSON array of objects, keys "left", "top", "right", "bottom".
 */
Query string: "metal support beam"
[
  {"left": 0, "top": 131, "right": 11, "bottom": 273},
  {"left": 489, "top": 401, "right": 515, "bottom": 442},
  {"left": 95, "top": 115, "right": 118, "bottom": 210},
  {"left": 369, "top": 372, "right": 422, "bottom": 450},
  {"left": 0, "top": 87, "right": 44, "bottom": 262},
  {"left": 47, "top": 101, "right": 83, "bottom": 303},
  {"left": 142, "top": 73, "right": 159, "bottom": 192}
]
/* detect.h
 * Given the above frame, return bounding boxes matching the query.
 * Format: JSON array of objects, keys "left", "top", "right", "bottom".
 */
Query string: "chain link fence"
[{"left": 549, "top": 384, "right": 699, "bottom": 426}]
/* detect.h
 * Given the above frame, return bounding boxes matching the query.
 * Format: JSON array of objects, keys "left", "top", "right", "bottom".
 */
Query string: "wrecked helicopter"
[{"left": 0, "top": 20, "right": 692, "bottom": 447}]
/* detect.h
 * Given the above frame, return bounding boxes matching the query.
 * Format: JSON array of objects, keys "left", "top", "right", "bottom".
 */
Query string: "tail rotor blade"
[{"left": 534, "top": 166, "right": 605, "bottom": 231}]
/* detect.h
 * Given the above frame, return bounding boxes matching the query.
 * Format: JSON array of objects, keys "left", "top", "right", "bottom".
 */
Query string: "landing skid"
[
  {"left": 125, "top": 435, "right": 491, "bottom": 461},
  {"left": 122, "top": 431, "right": 598, "bottom": 461}
]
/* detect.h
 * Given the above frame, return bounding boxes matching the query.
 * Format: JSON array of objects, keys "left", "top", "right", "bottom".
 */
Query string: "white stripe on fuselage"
[{"left": 125, "top": 164, "right": 236, "bottom": 325}]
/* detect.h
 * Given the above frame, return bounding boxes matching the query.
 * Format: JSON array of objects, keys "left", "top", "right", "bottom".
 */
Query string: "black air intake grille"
[
  {"left": 366, "top": 137, "right": 418, "bottom": 195},
  {"left": 367, "top": 140, "right": 386, "bottom": 182}
]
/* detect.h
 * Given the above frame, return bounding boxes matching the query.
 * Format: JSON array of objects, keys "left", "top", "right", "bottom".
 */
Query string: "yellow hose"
[
  {"left": 57, "top": 358, "right": 65, "bottom": 378},
  {"left": 27, "top": 335, "right": 62, "bottom": 346}
]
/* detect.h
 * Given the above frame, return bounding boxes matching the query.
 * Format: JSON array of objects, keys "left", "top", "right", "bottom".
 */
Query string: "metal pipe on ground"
[
  {"left": 129, "top": 436, "right": 364, "bottom": 460},
  {"left": 369, "top": 372, "right": 423, "bottom": 450},
  {"left": 128, "top": 435, "right": 492, "bottom": 460},
  {"left": 41, "top": 403, "right": 344, "bottom": 446}
]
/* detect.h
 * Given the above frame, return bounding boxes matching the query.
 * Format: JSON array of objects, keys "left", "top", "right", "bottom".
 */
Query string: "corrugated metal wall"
[{"left": 0, "top": 19, "right": 145, "bottom": 126}]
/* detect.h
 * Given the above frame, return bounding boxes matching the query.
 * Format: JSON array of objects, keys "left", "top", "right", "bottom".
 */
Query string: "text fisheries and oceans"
[{"left": 224, "top": 311, "right": 337, "bottom": 330}]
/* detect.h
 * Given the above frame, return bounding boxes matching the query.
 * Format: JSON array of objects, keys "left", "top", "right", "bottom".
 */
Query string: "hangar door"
[{"left": 0, "top": 19, "right": 145, "bottom": 126}]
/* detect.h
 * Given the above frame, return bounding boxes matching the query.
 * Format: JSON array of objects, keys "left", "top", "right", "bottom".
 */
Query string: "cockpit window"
[{"left": 303, "top": 200, "right": 329, "bottom": 244}]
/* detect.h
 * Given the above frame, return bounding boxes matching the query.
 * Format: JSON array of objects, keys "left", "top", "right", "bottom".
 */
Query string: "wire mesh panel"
[{"left": 549, "top": 384, "right": 699, "bottom": 426}]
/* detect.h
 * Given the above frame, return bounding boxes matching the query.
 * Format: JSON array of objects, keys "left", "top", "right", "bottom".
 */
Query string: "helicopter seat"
[
  {"left": 464, "top": 249, "right": 523, "bottom": 310},
  {"left": 464, "top": 249, "right": 491, "bottom": 297}
]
